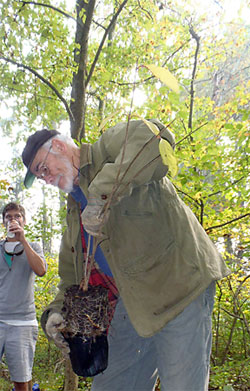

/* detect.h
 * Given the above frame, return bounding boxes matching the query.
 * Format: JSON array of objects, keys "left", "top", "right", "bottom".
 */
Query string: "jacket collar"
[
  {"left": 78, "top": 143, "right": 92, "bottom": 196},
  {"left": 79, "top": 143, "right": 92, "bottom": 169}
]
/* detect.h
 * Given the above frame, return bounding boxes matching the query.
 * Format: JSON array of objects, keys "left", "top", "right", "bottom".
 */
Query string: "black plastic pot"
[{"left": 65, "top": 334, "right": 109, "bottom": 377}]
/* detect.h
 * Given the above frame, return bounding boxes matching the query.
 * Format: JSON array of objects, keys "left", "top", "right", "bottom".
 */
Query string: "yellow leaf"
[
  {"left": 98, "top": 110, "right": 121, "bottom": 133},
  {"left": 139, "top": 118, "right": 160, "bottom": 136},
  {"left": 133, "top": 116, "right": 178, "bottom": 177},
  {"left": 145, "top": 64, "right": 180, "bottom": 93},
  {"left": 159, "top": 139, "right": 178, "bottom": 177},
  {"left": 194, "top": 191, "right": 202, "bottom": 200}
]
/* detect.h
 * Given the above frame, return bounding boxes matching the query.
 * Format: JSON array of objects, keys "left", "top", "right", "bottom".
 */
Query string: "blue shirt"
[{"left": 70, "top": 186, "right": 113, "bottom": 277}]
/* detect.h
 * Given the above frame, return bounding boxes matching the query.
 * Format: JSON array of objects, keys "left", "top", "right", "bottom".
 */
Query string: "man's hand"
[
  {"left": 46, "top": 313, "right": 70, "bottom": 357},
  {"left": 7, "top": 220, "right": 25, "bottom": 242},
  {"left": 81, "top": 195, "right": 110, "bottom": 237}
]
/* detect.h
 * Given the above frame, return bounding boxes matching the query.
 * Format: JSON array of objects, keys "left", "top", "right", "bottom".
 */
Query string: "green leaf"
[{"left": 224, "top": 123, "right": 234, "bottom": 130}]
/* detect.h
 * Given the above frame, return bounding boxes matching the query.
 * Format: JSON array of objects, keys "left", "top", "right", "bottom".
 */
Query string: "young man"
[
  {"left": 22, "top": 119, "right": 230, "bottom": 391},
  {"left": 0, "top": 202, "right": 47, "bottom": 391}
]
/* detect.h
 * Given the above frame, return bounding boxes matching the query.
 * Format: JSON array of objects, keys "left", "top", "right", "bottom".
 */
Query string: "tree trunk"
[
  {"left": 63, "top": 358, "right": 78, "bottom": 391},
  {"left": 70, "top": 0, "right": 96, "bottom": 140}
]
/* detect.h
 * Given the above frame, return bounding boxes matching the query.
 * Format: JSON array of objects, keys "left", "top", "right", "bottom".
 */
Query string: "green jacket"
[{"left": 41, "top": 119, "right": 230, "bottom": 337}]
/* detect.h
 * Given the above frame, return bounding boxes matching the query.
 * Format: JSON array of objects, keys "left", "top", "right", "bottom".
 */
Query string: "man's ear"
[{"left": 51, "top": 139, "right": 66, "bottom": 154}]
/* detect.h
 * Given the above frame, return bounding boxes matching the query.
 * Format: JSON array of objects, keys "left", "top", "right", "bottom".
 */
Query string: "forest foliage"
[{"left": 0, "top": 0, "right": 249, "bottom": 390}]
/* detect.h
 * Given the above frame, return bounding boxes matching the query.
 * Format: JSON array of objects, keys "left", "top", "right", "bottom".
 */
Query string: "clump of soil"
[{"left": 61, "top": 284, "right": 111, "bottom": 342}]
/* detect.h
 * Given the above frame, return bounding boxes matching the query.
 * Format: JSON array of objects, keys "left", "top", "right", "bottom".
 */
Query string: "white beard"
[
  {"left": 54, "top": 155, "right": 75, "bottom": 193},
  {"left": 61, "top": 175, "right": 74, "bottom": 193}
]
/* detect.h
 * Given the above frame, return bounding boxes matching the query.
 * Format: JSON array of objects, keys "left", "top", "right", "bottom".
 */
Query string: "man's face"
[
  {"left": 30, "top": 146, "right": 75, "bottom": 193},
  {"left": 3, "top": 209, "right": 25, "bottom": 230}
]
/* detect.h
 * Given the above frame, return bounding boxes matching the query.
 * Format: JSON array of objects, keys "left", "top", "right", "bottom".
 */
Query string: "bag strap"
[{"left": 79, "top": 211, "right": 119, "bottom": 307}]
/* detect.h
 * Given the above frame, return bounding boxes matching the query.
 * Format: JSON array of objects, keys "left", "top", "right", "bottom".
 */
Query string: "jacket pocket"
[
  {"left": 121, "top": 237, "right": 175, "bottom": 275},
  {"left": 110, "top": 205, "right": 174, "bottom": 275}
]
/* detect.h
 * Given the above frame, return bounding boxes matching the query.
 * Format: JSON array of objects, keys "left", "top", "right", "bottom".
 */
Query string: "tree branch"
[
  {"left": 137, "top": 0, "right": 153, "bottom": 20},
  {"left": 162, "top": 39, "right": 191, "bottom": 67},
  {"left": 188, "top": 26, "right": 200, "bottom": 131},
  {"left": 173, "top": 184, "right": 201, "bottom": 208},
  {"left": 0, "top": 54, "right": 74, "bottom": 122},
  {"left": 1, "top": 86, "right": 58, "bottom": 101},
  {"left": 205, "top": 213, "right": 250, "bottom": 232},
  {"left": 175, "top": 122, "right": 208, "bottom": 146},
  {"left": 108, "top": 40, "right": 190, "bottom": 88},
  {"left": 86, "top": 0, "right": 129, "bottom": 87},
  {"left": 221, "top": 307, "right": 244, "bottom": 320},
  {"left": 17, "top": 0, "right": 76, "bottom": 21},
  {"left": 208, "top": 176, "right": 246, "bottom": 198}
]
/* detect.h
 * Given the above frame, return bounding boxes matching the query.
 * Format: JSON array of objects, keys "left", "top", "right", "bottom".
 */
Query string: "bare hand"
[{"left": 8, "top": 220, "right": 25, "bottom": 242}]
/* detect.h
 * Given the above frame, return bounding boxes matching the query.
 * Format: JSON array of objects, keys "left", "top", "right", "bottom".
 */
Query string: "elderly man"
[
  {"left": 22, "top": 119, "right": 230, "bottom": 391},
  {"left": 0, "top": 202, "right": 46, "bottom": 391}
]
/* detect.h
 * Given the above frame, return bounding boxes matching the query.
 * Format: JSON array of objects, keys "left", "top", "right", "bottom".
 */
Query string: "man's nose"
[{"left": 44, "top": 175, "right": 54, "bottom": 185}]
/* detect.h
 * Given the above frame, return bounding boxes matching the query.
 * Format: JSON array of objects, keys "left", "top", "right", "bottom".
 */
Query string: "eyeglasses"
[
  {"left": 4, "top": 213, "right": 23, "bottom": 221},
  {"left": 36, "top": 145, "right": 52, "bottom": 180}
]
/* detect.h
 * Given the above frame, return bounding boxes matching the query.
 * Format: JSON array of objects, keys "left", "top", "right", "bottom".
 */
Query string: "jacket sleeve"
[
  {"left": 88, "top": 119, "right": 175, "bottom": 200},
  {"left": 41, "top": 196, "right": 81, "bottom": 335}
]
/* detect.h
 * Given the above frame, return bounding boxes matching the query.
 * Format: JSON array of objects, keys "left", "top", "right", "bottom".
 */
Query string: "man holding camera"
[{"left": 0, "top": 202, "right": 46, "bottom": 391}]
